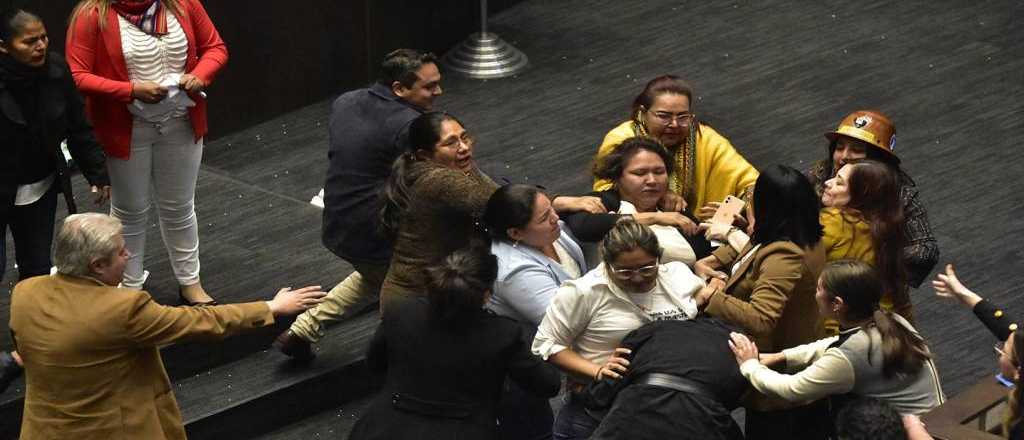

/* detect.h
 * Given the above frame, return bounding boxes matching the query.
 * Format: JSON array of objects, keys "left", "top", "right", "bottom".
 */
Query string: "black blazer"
[
  {"left": 349, "top": 297, "right": 560, "bottom": 440},
  {"left": 0, "top": 52, "right": 108, "bottom": 212},
  {"left": 321, "top": 83, "right": 422, "bottom": 265}
]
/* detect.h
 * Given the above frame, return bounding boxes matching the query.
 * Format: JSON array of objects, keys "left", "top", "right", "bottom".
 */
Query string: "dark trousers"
[
  {"left": 744, "top": 401, "right": 830, "bottom": 440},
  {"left": 1, "top": 184, "right": 58, "bottom": 284},
  {"left": 552, "top": 393, "right": 601, "bottom": 440},
  {"left": 498, "top": 378, "right": 554, "bottom": 440}
]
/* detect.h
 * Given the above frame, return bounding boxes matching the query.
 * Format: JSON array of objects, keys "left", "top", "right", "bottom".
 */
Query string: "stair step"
[{"left": 252, "top": 393, "right": 375, "bottom": 440}]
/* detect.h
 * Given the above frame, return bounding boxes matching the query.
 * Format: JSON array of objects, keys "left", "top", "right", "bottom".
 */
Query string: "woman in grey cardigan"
[{"left": 729, "top": 260, "right": 944, "bottom": 421}]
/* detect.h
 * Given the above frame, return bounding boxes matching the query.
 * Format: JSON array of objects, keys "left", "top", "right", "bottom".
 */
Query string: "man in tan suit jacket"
[{"left": 9, "top": 213, "right": 326, "bottom": 439}]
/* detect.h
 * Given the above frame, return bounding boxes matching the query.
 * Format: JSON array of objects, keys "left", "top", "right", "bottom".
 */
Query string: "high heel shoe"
[{"left": 178, "top": 287, "right": 218, "bottom": 307}]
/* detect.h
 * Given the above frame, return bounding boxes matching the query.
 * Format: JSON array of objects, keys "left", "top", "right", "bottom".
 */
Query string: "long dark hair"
[
  {"left": 843, "top": 160, "right": 907, "bottom": 302},
  {"left": 750, "top": 165, "right": 824, "bottom": 249},
  {"left": 630, "top": 75, "right": 701, "bottom": 142},
  {"left": 821, "top": 260, "right": 930, "bottom": 378},
  {"left": 592, "top": 136, "right": 673, "bottom": 183},
  {"left": 379, "top": 111, "right": 460, "bottom": 237},
  {"left": 425, "top": 246, "right": 498, "bottom": 328},
  {"left": 484, "top": 184, "right": 541, "bottom": 242}
]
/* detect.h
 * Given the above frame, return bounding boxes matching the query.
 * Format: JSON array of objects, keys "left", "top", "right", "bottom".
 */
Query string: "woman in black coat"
[
  {"left": 349, "top": 246, "right": 561, "bottom": 440},
  {"left": 0, "top": 8, "right": 109, "bottom": 282}
]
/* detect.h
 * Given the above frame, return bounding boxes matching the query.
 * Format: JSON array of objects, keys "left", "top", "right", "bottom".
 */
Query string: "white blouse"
[{"left": 119, "top": 14, "right": 189, "bottom": 121}]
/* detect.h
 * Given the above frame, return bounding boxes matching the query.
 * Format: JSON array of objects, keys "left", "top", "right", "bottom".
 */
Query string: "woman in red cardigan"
[{"left": 66, "top": 0, "right": 227, "bottom": 304}]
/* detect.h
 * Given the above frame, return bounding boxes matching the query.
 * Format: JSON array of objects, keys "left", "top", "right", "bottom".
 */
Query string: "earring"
[{"left": 512, "top": 240, "right": 519, "bottom": 248}]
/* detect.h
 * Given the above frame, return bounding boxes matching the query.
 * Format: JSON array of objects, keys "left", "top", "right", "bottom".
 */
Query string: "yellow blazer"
[
  {"left": 10, "top": 274, "right": 275, "bottom": 440},
  {"left": 592, "top": 121, "right": 759, "bottom": 211},
  {"left": 704, "top": 240, "right": 826, "bottom": 411}
]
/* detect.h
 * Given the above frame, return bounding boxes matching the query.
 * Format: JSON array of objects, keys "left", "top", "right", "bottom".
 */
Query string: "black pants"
[
  {"left": 1, "top": 184, "right": 58, "bottom": 284},
  {"left": 744, "top": 400, "right": 830, "bottom": 440}
]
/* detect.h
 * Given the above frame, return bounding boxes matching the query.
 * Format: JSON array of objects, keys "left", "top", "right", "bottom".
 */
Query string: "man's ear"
[{"left": 391, "top": 80, "right": 407, "bottom": 98}]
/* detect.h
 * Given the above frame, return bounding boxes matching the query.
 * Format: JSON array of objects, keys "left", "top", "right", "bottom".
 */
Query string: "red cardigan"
[{"left": 66, "top": 0, "right": 228, "bottom": 159}]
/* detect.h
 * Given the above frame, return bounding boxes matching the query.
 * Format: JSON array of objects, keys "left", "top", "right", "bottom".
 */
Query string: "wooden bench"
[{"left": 923, "top": 377, "right": 1010, "bottom": 439}]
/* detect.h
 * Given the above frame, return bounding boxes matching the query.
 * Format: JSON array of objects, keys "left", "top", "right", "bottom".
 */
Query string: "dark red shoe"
[{"left": 274, "top": 330, "right": 315, "bottom": 362}]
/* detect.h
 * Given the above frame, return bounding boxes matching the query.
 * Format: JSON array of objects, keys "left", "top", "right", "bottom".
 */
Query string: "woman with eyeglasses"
[
  {"left": 532, "top": 219, "right": 712, "bottom": 439},
  {"left": 379, "top": 112, "right": 598, "bottom": 311},
  {"left": 933, "top": 264, "right": 1024, "bottom": 439},
  {"left": 565, "top": 136, "right": 708, "bottom": 265},
  {"left": 592, "top": 75, "right": 759, "bottom": 221},
  {"left": 728, "top": 260, "right": 943, "bottom": 430},
  {"left": 691, "top": 165, "right": 828, "bottom": 439}
]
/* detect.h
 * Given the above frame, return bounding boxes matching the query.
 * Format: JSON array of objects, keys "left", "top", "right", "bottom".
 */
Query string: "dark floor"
[{"left": 3, "top": 0, "right": 1023, "bottom": 417}]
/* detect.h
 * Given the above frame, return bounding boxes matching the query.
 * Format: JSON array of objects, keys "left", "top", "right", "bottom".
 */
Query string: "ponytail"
[
  {"left": 869, "top": 309, "right": 930, "bottom": 378},
  {"left": 379, "top": 152, "right": 419, "bottom": 238},
  {"left": 822, "top": 260, "right": 929, "bottom": 378}
]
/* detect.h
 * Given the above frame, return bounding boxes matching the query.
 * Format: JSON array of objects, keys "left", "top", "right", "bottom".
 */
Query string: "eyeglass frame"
[
  {"left": 644, "top": 108, "right": 695, "bottom": 127},
  {"left": 437, "top": 131, "right": 475, "bottom": 150},
  {"left": 608, "top": 259, "right": 660, "bottom": 280}
]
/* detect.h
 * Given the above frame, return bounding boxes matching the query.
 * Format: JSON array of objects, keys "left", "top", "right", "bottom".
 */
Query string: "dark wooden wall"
[{"left": 5, "top": 0, "right": 523, "bottom": 137}]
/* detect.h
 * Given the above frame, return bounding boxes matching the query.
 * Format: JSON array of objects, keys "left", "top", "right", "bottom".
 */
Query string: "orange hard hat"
[{"left": 825, "top": 110, "right": 897, "bottom": 160}]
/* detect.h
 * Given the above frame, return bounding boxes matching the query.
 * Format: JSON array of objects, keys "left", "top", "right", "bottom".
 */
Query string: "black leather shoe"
[
  {"left": 0, "top": 352, "right": 23, "bottom": 394},
  {"left": 274, "top": 330, "right": 315, "bottom": 362}
]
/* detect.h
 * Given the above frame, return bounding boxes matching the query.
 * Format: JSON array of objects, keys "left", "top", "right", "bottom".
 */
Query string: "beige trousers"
[{"left": 288, "top": 262, "right": 388, "bottom": 342}]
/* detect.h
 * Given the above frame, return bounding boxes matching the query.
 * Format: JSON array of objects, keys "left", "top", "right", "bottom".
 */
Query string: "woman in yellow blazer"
[
  {"left": 692, "top": 165, "right": 828, "bottom": 440},
  {"left": 820, "top": 159, "right": 909, "bottom": 331},
  {"left": 592, "top": 75, "right": 759, "bottom": 219}
]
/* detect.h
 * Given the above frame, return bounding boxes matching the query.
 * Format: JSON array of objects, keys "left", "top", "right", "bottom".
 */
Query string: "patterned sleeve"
[{"left": 900, "top": 183, "right": 940, "bottom": 287}]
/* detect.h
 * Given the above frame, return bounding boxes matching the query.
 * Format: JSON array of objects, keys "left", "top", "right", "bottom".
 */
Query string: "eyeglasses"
[
  {"left": 438, "top": 132, "right": 474, "bottom": 150},
  {"left": 647, "top": 110, "right": 694, "bottom": 127},
  {"left": 608, "top": 260, "right": 660, "bottom": 280}
]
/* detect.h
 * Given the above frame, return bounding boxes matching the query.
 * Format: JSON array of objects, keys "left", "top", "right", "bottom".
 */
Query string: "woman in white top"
[
  {"left": 729, "top": 260, "right": 944, "bottom": 420},
  {"left": 67, "top": 0, "right": 227, "bottom": 304},
  {"left": 532, "top": 218, "right": 714, "bottom": 440}
]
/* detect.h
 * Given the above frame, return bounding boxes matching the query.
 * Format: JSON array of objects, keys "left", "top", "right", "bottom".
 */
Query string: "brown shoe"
[{"left": 274, "top": 330, "right": 315, "bottom": 362}]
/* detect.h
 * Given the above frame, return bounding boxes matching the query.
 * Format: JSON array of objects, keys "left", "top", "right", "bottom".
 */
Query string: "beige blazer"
[
  {"left": 10, "top": 274, "right": 274, "bottom": 440},
  {"left": 705, "top": 240, "right": 827, "bottom": 352},
  {"left": 704, "top": 240, "right": 826, "bottom": 411}
]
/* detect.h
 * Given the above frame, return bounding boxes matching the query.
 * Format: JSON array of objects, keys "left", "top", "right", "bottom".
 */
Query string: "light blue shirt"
[{"left": 488, "top": 222, "right": 587, "bottom": 326}]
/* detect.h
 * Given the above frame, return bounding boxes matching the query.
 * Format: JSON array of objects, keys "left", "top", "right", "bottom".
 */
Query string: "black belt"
[{"left": 634, "top": 372, "right": 717, "bottom": 402}]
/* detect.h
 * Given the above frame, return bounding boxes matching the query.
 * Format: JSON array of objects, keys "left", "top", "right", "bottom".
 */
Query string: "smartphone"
[
  {"left": 997, "top": 373, "right": 1016, "bottom": 388},
  {"left": 711, "top": 195, "right": 745, "bottom": 226}
]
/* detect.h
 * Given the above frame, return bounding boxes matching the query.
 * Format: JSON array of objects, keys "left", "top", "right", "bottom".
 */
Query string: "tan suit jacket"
[
  {"left": 10, "top": 274, "right": 275, "bottom": 440},
  {"left": 704, "top": 240, "right": 826, "bottom": 412}
]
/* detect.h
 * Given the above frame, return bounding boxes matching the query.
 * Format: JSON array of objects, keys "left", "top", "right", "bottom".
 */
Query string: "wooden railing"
[{"left": 923, "top": 377, "right": 1010, "bottom": 439}]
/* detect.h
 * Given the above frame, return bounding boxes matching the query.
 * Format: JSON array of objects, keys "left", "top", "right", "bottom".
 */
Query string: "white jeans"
[{"left": 108, "top": 117, "right": 203, "bottom": 288}]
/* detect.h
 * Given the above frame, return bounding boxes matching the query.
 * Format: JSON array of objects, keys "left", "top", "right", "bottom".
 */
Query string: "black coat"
[
  {"left": 583, "top": 317, "right": 749, "bottom": 440},
  {"left": 349, "top": 297, "right": 561, "bottom": 440},
  {"left": 0, "top": 52, "right": 108, "bottom": 212},
  {"left": 321, "top": 83, "right": 422, "bottom": 265}
]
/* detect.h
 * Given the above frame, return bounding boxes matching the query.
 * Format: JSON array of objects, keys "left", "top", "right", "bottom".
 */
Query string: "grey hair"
[
  {"left": 600, "top": 217, "right": 662, "bottom": 265},
  {"left": 54, "top": 213, "right": 123, "bottom": 278}
]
